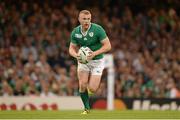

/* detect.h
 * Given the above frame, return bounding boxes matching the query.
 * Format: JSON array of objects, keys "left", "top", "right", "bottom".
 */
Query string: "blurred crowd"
[{"left": 0, "top": 0, "right": 180, "bottom": 98}]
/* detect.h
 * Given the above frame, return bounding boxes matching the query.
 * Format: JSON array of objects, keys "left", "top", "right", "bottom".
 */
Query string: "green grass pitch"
[{"left": 0, "top": 110, "right": 180, "bottom": 119}]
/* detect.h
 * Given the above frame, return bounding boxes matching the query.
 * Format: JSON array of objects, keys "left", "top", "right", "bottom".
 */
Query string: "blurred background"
[{"left": 0, "top": 0, "right": 180, "bottom": 110}]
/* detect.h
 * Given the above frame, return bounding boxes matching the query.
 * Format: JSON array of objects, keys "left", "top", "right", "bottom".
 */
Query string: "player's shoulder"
[
  {"left": 71, "top": 25, "right": 81, "bottom": 33},
  {"left": 74, "top": 25, "right": 81, "bottom": 30},
  {"left": 91, "top": 23, "right": 105, "bottom": 32},
  {"left": 91, "top": 23, "right": 103, "bottom": 28}
]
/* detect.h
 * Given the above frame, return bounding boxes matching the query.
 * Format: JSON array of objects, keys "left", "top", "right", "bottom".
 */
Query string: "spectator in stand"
[{"left": 1, "top": 80, "right": 13, "bottom": 97}]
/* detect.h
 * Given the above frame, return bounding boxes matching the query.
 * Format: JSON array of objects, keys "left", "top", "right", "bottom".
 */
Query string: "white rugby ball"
[{"left": 78, "top": 46, "right": 92, "bottom": 64}]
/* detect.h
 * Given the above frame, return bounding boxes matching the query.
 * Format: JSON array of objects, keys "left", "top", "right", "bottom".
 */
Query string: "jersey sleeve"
[
  {"left": 98, "top": 26, "right": 107, "bottom": 42},
  {"left": 70, "top": 29, "right": 78, "bottom": 45}
]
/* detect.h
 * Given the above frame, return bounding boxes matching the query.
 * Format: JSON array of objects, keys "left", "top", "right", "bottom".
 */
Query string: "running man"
[{"left": 69, "top": 10, "right": 111, "bottom": 114}]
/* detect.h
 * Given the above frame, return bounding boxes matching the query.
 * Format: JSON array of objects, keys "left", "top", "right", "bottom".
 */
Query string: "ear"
[
  {"left": 78, "top": 16, "right": 81, "bottom": 23},
  {"left": 78, "top": 16, "right": 80, "bottom": 22}
]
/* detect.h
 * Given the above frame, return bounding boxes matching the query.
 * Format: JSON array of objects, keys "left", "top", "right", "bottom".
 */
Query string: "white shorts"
[{"left": 77, "top": 58, "right": 105, "bottom": 75}]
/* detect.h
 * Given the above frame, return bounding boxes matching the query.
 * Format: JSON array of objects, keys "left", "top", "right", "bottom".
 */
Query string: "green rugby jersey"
[{"left": 70, "top": 23, "right": 107, "bottom": 60}]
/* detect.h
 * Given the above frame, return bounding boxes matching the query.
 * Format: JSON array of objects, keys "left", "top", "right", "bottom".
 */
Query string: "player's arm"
[
  {"left": 93, "top": 37, "right": 111, "bottom": 56},
  {"left": 69, "top": 29, "right": 82, "bottom": 62},
  {"left": 87, "top": 37, "right": 111, "bottom": 60},
  {"left": 94, "top": 25, "right": 111, "bottom": 56},
  {"left": 69, "top": 43, "right": 83, "bottom": 63},
  {"left": 69, "top": 43, "right": 79, "bottom": 59},
  {"left": 87, "top": 24, "right": 111, "bottom": 60},
  {"left": 69, "top": 29, "right": 80, "bottom": 59}
]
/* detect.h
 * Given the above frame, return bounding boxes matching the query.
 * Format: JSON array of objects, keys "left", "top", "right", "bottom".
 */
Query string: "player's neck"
[
  {"left": 82, "top": 27, "right": 88, "bottom": 33},
  {"left": 81, "top": 23, "right": 91, "bottom": 33}
]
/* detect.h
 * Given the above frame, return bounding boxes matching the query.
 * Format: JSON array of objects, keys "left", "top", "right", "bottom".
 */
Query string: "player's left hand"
[{"left": 87, "top": 51, "right": 96, "bottom": 61}]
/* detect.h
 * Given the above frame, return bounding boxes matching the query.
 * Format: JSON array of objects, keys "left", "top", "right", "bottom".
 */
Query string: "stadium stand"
[{"left": 0, "top": 0, "right": 180, "bottom": 98}]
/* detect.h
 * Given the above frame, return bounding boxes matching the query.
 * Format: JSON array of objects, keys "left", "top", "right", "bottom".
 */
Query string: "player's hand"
[{"left": 87, "top": 51, "right": 95, "bottom": 61}]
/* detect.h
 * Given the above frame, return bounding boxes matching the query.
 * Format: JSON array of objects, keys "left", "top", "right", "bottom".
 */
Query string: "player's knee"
[
  {"left": 79, "top": 83, "right": 88, "bottom": 92},
  {"left": 79, "top": 86, "right": 86, "bottom": 92},
  {"left": 88, "top": 87, "right": 97, "bottom": 93},
  {"left": 80, "top": 82, "right": 87, "bottom": 88}
]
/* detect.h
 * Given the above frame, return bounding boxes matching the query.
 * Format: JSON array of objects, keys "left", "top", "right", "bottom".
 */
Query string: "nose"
[{"left": 84, "top": 19, "right": 89, "bottom": 23}]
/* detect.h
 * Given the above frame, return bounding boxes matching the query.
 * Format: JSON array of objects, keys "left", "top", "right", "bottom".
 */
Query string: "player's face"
[{"left": 79, "top": 13, "right": 91, "bottom": 29}]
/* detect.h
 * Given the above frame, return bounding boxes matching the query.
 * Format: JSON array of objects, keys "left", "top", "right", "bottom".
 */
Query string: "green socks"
[{"left": 80, "top": 91, "right": 90, "bottom": 110}]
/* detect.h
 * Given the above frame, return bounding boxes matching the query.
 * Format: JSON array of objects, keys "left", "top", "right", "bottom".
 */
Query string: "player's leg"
[
  {"left": 78, "top": 70, "right": 89, "bottom": 92},
  {"left": 77, "top": 63, "right": 90, "bottom": 112},
  {"left": 88, "top": 58, "right": 105, "bottom": 95},
  {"left": 88, "top": 75, "right": 102, "bottom": 94}
]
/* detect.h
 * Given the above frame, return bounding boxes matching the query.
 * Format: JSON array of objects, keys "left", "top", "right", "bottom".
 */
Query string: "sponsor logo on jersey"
[
  {"left": 75, "top": 34, "right": 82, "bottom": 38},
  {"left": 84, "top": 37, "right": 87, "bottom": 41},
  {"left": 89, "top": 32, "right": 94, "bottom": 37}
]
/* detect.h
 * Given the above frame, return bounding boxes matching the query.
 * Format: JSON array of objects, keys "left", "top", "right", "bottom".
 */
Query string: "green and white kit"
[{"left": 70, "top": 23, "right": 107, "bottom": 75}]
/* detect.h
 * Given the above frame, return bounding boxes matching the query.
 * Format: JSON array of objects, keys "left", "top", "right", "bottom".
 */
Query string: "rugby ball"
[{"left": 78, "top": 46, "right": 92, "bottom": 64}]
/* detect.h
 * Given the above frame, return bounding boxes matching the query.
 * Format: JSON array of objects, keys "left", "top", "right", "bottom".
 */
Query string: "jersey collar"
[{"left": 80, "top": 23, "right": 91, "bottom": 36}]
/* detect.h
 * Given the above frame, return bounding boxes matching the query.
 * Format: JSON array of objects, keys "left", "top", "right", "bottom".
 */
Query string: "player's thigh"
[
  {"left": 78, "top": 70, "right": 89, "bottom": 85},
  {"left": 89, "top": 58, "right": 105, "bottom": 75},
  {"left": 88, "top": 58, "right": 105, "bottom": 91},
  {"left": 89, "top": 75, "right": 102, "bottom": 90},
  {"left": 77, "top": 63, "right": 90, "bottom": 85}
]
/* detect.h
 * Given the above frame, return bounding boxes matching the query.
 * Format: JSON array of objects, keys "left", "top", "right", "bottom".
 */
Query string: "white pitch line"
[{"left": 0, "top": 119, "right": 179, "bottom": 120}]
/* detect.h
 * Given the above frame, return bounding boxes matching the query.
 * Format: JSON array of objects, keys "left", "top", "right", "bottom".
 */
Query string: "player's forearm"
[
  {"left": 94, "top": 43, "right": 111, "bottom": 56},
  {"left": 69, "top": 43, "right": 79, "bottom": 58},
  {"left": 69, "top": 49, "right": 78, "bottom": 58},
  {"left": 69, "top": 44, "right": 78, "bottom": 59}
]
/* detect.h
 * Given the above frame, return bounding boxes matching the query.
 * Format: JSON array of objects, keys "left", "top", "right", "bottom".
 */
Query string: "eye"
[{"left": 82, "top": 18, "right": 90, "bottom": 20}]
